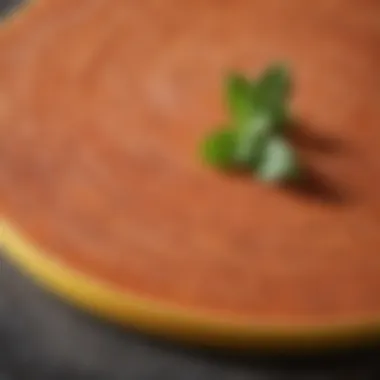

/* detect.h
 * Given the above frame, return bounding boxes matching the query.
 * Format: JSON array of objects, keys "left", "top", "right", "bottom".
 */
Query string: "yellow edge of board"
[{"left": 2, "top": 220, "right": 380, "bottom": 350}]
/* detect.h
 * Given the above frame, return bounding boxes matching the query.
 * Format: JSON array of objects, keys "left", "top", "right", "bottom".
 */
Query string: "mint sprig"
[{"left": 201, "top": 63, "right": 299, "bottom": 184}]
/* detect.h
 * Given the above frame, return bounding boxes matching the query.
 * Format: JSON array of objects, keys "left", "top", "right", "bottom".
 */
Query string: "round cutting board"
[{"left": 1, "top": 0, "right": 380, "bottom": 349}]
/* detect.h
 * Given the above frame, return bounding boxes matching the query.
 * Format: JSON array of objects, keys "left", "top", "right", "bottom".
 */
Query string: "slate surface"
[{"left": 1, "top": 1, "right": 380, "bottom": 379}]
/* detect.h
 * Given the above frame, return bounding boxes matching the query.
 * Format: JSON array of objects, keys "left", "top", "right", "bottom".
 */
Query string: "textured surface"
[{"left": 0, "top": 0, "right": 380, "bottom": 325}]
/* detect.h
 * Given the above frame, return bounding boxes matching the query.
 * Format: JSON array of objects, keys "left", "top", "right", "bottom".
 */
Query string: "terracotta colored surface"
[{"left": 0, "top": 0, "right": 380, "bottom": 326}]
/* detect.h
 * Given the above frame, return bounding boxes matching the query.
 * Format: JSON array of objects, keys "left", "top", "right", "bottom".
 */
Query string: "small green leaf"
[
  {"left": 201, "top": 128, "right": 236, "bottom": 168},
  {"left": 256, "top": 136, "right": 298, "bottom": 182},
  {"left": 225, "top": 73, "right": 254, "bottom": 125},
  {"left": 255, "top": 64, "right": 291, "bottom": 106},
  {"left": 254, "top": 64, "right": 292, "bottom": 132},
  {"left": 234, "top": 113, "right": 272, "bottom": 166}
]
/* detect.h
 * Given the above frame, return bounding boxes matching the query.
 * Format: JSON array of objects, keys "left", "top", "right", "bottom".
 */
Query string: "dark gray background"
[
  {"left": 1, "top": 1, "right": 380, "bottom": 379},
  {"left": 1, "top": 258, "right": 380, "bottom": 380}
]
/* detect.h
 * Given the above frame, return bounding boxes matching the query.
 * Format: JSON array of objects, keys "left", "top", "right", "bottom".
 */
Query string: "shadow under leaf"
[
  {"left": 288, "top": 119, "right": 344, "bottom": 154},
  {"left": 283, "top": 165, "right": 347, "bottom": 205}
]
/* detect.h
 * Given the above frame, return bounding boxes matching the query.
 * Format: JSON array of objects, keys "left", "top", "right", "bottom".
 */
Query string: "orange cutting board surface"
[{"left": 1, "top": 0, "right": 380, "bottom": 347}]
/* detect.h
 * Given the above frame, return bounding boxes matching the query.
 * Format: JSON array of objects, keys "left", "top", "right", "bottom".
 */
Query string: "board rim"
[{"left": 2, "top": 220, "right": 380, "bottom": 350}]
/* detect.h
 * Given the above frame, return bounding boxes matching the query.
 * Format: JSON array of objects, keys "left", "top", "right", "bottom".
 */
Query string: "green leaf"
[
  {"left": 256, "top": 135, "right": 298, "bottom": 182},
  {"left": 255, "top": 64, "right": 291, "bottom": 106},
  {"left": 201, "top": 127, "right": 236, "bottom": 168},
  {"left": 233, "top": 113, "right": 272, "bottom": 166},
  {"left": 225, "top": 73, "right": 254, "bottom": 125},
  {"left": 254, "top": 64, "right": 292, "bottom": 132}
]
